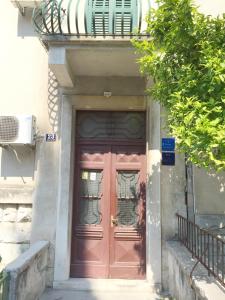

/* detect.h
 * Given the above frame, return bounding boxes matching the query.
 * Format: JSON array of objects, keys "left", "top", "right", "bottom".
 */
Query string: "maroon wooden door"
[
  {"left": 70, "top": 144, "right": 111, "bottom": 277},
  {"left": 109, "top": 145, "right": 146, "bottom": 278},
  {"left": 70, "top": 112, "right": 146, "bottom": 279}
]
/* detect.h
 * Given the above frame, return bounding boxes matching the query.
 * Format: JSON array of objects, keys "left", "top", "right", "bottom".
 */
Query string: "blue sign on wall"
[
  {"left": 162, "top": 138, "right": 175, "bottom": 151},
  {"left": 162, "top": 152, "right": 175, "bottom": 166}
]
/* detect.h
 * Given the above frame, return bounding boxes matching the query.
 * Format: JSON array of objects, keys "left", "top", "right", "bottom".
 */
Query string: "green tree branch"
[{"left": 133, "top": 0, "right": 225, "bottom": 171}]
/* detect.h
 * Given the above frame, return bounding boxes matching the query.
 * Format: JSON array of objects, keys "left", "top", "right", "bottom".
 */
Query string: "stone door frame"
[{"left": 53, "top": 95, "right": 161, "bottom": 287}]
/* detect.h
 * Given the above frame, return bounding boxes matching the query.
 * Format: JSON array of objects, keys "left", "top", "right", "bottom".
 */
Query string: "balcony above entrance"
[{"left": 32, "top": 0, "right": 150, "bottom": 38}]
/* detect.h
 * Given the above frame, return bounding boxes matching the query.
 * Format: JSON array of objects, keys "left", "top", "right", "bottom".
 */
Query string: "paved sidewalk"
[{"left": 40, "top": 289, "right": 170, "bottom": 300}]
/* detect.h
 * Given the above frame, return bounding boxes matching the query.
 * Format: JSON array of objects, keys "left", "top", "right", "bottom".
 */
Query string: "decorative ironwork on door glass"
[
  {"left": 77, "top": 112, "right": 146, "bottom": 140},
  {"left": 116, "top": 171, "right": 139, "bottom": 226},
  {"left": 78, "top": 170, "right": 102, "bottom": 225}
]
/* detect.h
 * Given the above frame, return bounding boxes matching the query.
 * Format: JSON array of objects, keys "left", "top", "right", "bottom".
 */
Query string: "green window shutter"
[
  {"left": 86, "top": 0, "right": 110, "bottom": 34},
  {"left": 86, "top": 0, "right": 138, "bottom": 35},
  {"left": 114, "top": 0, "right": 138, "bottom": 34}
]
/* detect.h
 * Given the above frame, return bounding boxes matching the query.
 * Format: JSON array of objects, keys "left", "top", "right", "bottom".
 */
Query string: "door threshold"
[{"left": 53, "top": 278, "right": 154, "bottom": 292}]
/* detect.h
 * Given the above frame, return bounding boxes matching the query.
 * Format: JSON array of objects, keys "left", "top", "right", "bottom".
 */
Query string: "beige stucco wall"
[
  {"left": 0, "top": 0, "right": 59, "bottom": 273},
  {"left": 0, "top": 0, "right": 48, "bottom": 189},
  {"left": 193, "top": 0, "right": 225, "bottom": 218},
  {"left": 195, "top": 0, "right": 225, "bottom": 16},
  {"left": 194, "top": 167, "right": 225, "bottom": 215}
]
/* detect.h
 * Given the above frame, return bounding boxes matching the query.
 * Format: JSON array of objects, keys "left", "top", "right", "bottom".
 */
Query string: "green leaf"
[{"left": 134, "top": 0, "right": 225, "bottom": 172}]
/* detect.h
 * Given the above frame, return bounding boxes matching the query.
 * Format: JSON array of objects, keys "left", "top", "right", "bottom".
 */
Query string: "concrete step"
[
  {"left": 40, "top": 289, "right": 171, "bottom": 300},
  {"left": 41, "top": 279, "right": 172, "bottom": 300},
  {"left": 53, "top": 279, "right": 154, "bottom": 292}
]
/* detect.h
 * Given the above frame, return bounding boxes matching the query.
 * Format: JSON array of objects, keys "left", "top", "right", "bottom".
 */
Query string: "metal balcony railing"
[
  {"left": 177, "top": 213, "right": 225, "bottom": 288},
  {"left": 32, "top": 0, "right": 150, "bottom": 37}
]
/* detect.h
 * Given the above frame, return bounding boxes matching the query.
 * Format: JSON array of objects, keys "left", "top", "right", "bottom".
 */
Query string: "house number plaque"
[{"left": 45, "top": 133, "right": 56, "bottom": 142}]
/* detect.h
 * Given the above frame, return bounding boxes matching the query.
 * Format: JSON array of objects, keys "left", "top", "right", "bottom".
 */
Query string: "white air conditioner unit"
[{"left": 0, "top": 115, "right": 36, "bottom": 145}]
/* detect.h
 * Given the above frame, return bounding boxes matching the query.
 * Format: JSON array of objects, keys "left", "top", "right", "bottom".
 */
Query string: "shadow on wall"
[
  {"left": 146, "top": 161, "right": 161, "bottom": 286},
  {"left": 204, "top": 169, "right": 225, "bottom": 194},
  {"left": 29, "top": 69, "right": 60, "bottom": 280},
  {"left": 153, "top": 153, "right": 187, "bottom": 236},
  {"left": 149, "top": 151, "right": 187, "bottom": 292},
  {"left": 194, "top": 167, "right": 225, "bottom": 215},
  {"left": 48, "top": 69, "right": 60, "bottom": 137},
  {"left": 0, "top": 146, "right": 35, "bottom": 180}
]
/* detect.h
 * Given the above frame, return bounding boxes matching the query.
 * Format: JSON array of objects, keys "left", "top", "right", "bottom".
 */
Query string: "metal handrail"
[
  {"left": 177, "top": 213, "right": 225, "bottom": 288},
  {"left": 32, "top": 0, "right": 149, "bottom": 37}
]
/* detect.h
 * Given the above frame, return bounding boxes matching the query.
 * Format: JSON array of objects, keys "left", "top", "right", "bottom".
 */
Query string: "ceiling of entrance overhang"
[{"left": 67, "top": 47, "right": 141, "bottom": 77}]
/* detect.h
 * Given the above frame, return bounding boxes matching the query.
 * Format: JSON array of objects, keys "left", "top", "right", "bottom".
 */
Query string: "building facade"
[{"left": 0, "top": 0, "right": 225, "bottom": 293}]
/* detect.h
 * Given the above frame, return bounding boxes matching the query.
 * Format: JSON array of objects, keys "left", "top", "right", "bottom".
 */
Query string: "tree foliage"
[{"left": 133, "top": 0, "right": 225, "bottom": 171}]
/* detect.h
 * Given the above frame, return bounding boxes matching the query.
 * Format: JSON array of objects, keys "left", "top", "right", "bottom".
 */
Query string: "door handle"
[{"left": 111, "top": 215, "right": 118, "bottom": 227}]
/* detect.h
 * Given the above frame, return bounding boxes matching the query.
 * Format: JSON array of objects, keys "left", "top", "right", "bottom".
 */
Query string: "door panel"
[
  {"left": 70, "top": 145, "right": 110, "bottom": 278},
  {"left": 109, "top": 145, "right": 146, "bottom": 278}
]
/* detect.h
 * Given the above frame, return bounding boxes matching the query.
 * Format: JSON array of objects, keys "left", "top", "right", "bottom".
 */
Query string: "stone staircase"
[{"left": 40, "top": 279, "right": 172, "bottom": 300}]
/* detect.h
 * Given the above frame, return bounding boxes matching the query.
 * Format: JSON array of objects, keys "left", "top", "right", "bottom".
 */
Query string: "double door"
[{"left": 70, "top": 143, "right": 146, "bottom": 279}]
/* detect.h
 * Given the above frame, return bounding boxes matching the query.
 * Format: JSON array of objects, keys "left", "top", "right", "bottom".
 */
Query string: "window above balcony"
[{"left": 32, "top": 0, "right": 150, "bottom": 37}]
